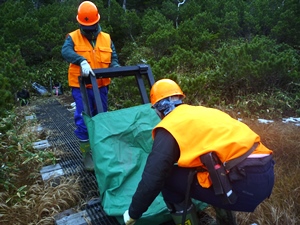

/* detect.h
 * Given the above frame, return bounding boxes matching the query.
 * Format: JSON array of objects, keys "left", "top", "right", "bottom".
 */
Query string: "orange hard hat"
[
  {"left": 77, "top": 1, "right": 100, "bottom": 26},
  {"left": 150, "top": 79, "right": 185, "bottom": 106}
]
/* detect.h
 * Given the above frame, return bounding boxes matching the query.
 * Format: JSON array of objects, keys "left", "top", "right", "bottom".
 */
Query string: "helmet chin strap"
[{"left": 154, "top": 108, "right": 164, "bottom": 119}]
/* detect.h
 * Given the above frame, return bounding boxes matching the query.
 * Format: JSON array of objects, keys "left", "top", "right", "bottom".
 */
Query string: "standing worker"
[
  {"left": 123, "top": 79, "right": 275, "bottom": 225},
  {"left": 61, "top": 1, "right": 120, "bottom": 171}
]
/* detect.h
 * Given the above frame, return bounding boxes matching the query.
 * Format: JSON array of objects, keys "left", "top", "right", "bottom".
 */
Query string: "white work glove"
[
  {"left": 80, "top": 60, "right": 95, "bottom": 77},
  {"left": 123, "top": 210, "right": 136, "bottom": 225}
]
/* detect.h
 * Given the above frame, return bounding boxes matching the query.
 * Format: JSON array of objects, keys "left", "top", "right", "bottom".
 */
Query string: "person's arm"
[
  {"left": 110, "top": 41, "right": 120, "bottom": 67},
  {"left": 128, "top": 128, "right": 180, "bottom": 220},
  {"left": 61, "top": 35, "right": 86, "bottom": 65}
]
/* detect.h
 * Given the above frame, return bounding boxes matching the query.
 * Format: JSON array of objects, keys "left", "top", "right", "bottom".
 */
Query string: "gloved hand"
[
  {"left": 123, "top": 210, "right": 136, "bottom": 225},
  {"left": 80, "top": 60, "right": 95, "bottom": 77}
]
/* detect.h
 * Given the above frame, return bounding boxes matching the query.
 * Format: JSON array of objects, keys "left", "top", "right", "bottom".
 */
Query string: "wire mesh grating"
[
  {"left": 35, "top": 99, "right": 174, "bottom": 225},
  {"left": 35, "top": 99, "right": 120, "bottom": 224}
]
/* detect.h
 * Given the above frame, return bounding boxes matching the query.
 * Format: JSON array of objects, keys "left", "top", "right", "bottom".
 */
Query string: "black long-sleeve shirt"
[{"left": 128, "top": 128, "right": 180, "bottom": 219}]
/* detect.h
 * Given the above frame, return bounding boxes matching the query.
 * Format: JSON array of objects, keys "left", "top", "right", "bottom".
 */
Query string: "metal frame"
[{"left": 79, "top": 64, "right": 155, "bottom": 117}]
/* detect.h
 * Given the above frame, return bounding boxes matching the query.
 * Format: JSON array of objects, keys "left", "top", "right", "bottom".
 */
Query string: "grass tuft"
[
  {"left": 236, "top": 120, "right": 300, "bottom": 225},
  {"left": 0, "top": 177, "right": 82, "bottom": 225}
]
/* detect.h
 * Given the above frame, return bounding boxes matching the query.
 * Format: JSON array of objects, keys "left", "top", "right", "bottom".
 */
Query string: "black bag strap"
[
  {"left": 181, "top": 169, "right": 198, "bottom": 225},
  {"left": 200, "top": 152, "right": 237, "bottom": 205},
  {"left": 200, "top": 153, "right": 224, "bottom": 196},
  {"left": 224, "top": 142, "right": 259, "bottom": 171}
]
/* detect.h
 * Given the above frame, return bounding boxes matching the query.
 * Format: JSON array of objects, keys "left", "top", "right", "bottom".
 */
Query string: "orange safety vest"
[
  {"left": 152, "top": 104, "right": 272, "bottom": 188},
  {"left": 68, "top": 29, "right": 112, "bottom": 88}
]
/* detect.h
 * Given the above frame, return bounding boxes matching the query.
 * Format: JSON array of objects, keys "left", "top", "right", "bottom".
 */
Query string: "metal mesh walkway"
[
  {"left": 35, "top": 98, "right": 174, "bottom": 225},
  {"left": 35, "top": 99, "right": 119, "bottom": 225}
]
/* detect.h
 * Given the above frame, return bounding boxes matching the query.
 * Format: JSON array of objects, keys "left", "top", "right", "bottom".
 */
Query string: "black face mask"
[
  {"left": 82, "top": 28, "right": 97, "bottom": 34},
  {"left": 80, "top": 24, "right": 98, "bottom": 34}
]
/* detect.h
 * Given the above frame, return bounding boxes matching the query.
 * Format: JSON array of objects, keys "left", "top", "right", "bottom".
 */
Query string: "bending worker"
[
  {"left": 123, "top": 79, "right": 275, "bottom": 225},
  {"left": 61, "top": 1, "right": 120, "bottom": 171}
]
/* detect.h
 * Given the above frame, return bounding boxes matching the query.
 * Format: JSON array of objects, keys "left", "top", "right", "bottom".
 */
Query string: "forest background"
[
  {"left": 0, "top": 0, "right": 299, "bottom": 118},
  {"left": 1, "top": 1, "right": 300, "bottom": 224}
]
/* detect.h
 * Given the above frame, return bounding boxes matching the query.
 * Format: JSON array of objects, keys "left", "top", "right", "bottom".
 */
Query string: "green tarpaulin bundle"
[
  {"left": 84, "top": 103, "right": 208, "bottom": 224},
  {"left": 83, "top": 103, "right": 172, "bottom": 224}
]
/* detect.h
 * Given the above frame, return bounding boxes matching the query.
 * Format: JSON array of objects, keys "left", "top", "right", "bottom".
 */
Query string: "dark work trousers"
[
  {"left": 72, "top": 86, "right": 108, "bottom": 141},
  {"left": 161, "top": 158, "right": 275, "bottom": 212}
]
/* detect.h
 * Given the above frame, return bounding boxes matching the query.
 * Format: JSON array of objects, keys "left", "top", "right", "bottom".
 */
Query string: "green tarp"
[
  {"left": 83, "top": 103, "right": 208, "bottom": 224},
  {"left": 83, "top": 103, "right": 172, "bottom": 224}
]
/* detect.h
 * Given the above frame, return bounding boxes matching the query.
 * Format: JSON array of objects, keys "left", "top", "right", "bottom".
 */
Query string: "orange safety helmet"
[
  {"left": 150, "top": 79, "right": 185, "bottom": 106},
  {"left": 77, "top": 1, "right": 100, "bottom": 26}
]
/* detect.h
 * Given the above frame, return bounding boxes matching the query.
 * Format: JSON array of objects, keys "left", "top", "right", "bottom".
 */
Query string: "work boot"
[
  {"left": 213, "top": 207, "right": 237, "bottom": 225},
  {"left": 79, "top": 140, "right": 94, "bottom": 171},
  {"left": 170, "top": 203, "right": 200, "bottom": 225}
]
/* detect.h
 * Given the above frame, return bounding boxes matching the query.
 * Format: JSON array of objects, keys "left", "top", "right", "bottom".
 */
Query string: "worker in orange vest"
[
  {"left": 123, "top": 79, "right": 275, "bottom": 225},
  {"left": 61, "top": 1, "right": 120, "bottom": 171}
]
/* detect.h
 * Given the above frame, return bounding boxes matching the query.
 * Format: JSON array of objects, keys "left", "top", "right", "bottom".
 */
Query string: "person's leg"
[
  {"left": 88, "top": 86, "right": 109, "bottom": 116},
  {"left": 163, "top": 159, "right": 274, "bottom": 211},
  {"left": 72, "top": 88, "right": 94, "bottom": 171},
  {"left": 72, "top": 88, "right": 89, "bottom": 140},
  {"left": 162, "top": 160, "right": 274, "bottom": 224},
  {"left": 228, "top": 158, "right": 275, "bottom": 212},
  {"left": 162, "top": 166, "right": 220, "bottom": 205},
  {"left": 76, "top": 86, "right": 109, "bottom": 170},
  {"left": 162, "top": 166, "right": 238, "bottom": 225},
  {"left": 211, "top": 159, "right": 274, "bottom": 224},
  {"left": 162, "top": 166, "right": 218, "bottom": 225},
  {"left": 99, "top": 86, "right": 108, "bottom": 112},
  {"left": 165, "top": 199, "right": 200, "bottom": 225}
]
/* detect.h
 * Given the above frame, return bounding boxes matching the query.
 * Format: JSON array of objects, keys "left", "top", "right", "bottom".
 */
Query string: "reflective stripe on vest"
[{"left": 68, "top": 29, "right": 112, "bottom": 88}]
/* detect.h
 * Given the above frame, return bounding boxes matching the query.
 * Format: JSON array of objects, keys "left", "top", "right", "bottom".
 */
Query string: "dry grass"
[
  {"left": 0, "top": 176, "right": 82, "bottom": 225},
  {"left": 0, "top": 103, "right": 84, "bottom": 225},
  {"left": 235, "top": 120, "right": 300, "bottom": 225}
]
